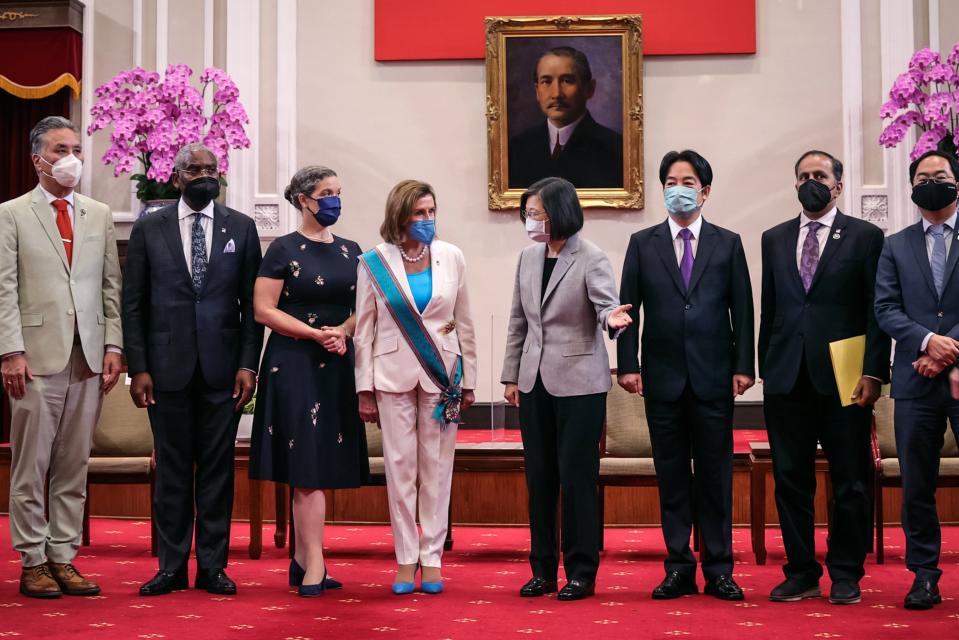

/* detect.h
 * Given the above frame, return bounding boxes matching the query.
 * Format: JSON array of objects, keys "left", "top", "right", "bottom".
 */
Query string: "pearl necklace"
[{"left": 399, "top": 244, "right": 428, "bottom": 263}]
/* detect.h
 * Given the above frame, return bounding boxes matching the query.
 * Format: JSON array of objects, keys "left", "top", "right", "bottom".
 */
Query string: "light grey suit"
[
  {"left": 500, "top": 232, "right": 619, "bottom": 395},
  {"left": 0, "top": 185, "right": 122, "bottom": 567}
]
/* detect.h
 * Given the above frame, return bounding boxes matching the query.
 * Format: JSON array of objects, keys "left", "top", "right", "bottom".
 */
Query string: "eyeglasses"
[
  {"left": 178, "top": 167, "right": 219, "bottom": 178},
  {"left": 522, "top": 208, "right": 549, "bottom": 220}
]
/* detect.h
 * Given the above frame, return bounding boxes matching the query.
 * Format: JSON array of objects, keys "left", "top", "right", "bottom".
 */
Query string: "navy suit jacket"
[
  {"left": 507, "top": 111, "right": 623, "bottom": 189},
  {"left": 122, "top": 201, "right": 264, "bottom": 392},
  {"left": 759, "top": 211, "right": 890, "bottom": 396},
  {"left": 616, "top": 219, "right": 755, "bottom": 402},
  {"left": 875, "top": 219, "right": 959, "bottom": 399}
]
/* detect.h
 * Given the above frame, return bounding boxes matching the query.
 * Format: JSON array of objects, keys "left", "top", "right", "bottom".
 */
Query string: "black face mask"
[
  {"left": 797, "top": 180, "right": 833, "bottom": 213},
  {"left": 182, "top": 176, "right": 220, "bottom": 210},
  {"left": 911, "top": 181, "right": 958, "bottom": 212}
]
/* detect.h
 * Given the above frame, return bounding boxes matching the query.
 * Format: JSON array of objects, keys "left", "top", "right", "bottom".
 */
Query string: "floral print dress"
[{"left": 249, "top": 232, "right": 369, "bottom": 489}]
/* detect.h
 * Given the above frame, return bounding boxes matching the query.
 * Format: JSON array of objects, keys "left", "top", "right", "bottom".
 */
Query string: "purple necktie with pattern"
[
  {"left": 679, "top": 228, "right": 694, "bottom": 288},
  {"left": 799, "top": 221, "right": 823, "bottom": 292}
]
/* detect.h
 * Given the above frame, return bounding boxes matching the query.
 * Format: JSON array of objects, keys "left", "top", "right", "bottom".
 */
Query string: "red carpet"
[
  {"left": 454, "top": 429, "right": 768, "bottom": 453},
  {"left": 1, "top": 517, "right": 957, "bottom": 639}
]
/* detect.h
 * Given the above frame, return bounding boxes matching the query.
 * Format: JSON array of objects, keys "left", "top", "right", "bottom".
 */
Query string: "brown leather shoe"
[
  {"left": 47, "top": 562, "right": 101, "bottom": 596},
  {"left": 20, "top": 564, "right": 62, "bottom": 599}
]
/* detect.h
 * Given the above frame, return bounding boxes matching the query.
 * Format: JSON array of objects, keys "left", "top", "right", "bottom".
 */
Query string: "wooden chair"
[
  {"left": 872, "top": 395, "right": 959, "bottom": 563},
  {"left": 599, "top": 373, "right": 699, "bottom": 551},
  {"left": 83, "top": 373, "right": 157, "bottom": 555}
]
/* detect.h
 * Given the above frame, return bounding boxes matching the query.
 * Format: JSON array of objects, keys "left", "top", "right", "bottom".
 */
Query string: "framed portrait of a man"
[{"left": 485, "top": 15, "right": 644, "bottom": 210}]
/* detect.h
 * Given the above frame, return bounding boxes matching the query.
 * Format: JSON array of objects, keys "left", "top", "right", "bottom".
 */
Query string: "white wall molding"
[
  {"left": 80, "top": 0, "right": 95, "bottom": 199},
  {"left": 275, "top": 0, "right": 298, "bottom": 235},
  {"left": 225, "top": 0, "right": 260, "bottom": 222}
]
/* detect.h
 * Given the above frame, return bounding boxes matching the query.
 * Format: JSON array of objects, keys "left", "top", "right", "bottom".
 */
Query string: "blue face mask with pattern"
[
  {"left": 408, "top": 219, "right": 435, "bottom": 244},
  {"left": 310, "top": 195, "right": 341, "bottom": 227},
  {"left": 664, "top": 185, "right": 703, "bottom": 218}
]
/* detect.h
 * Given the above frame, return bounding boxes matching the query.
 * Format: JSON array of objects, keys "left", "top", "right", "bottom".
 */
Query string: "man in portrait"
[{"left": 508, "top": 46, "right": 623, "bottom": 190}]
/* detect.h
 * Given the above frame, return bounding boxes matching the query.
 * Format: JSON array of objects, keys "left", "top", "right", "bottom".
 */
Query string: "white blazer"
[{"left": 354, "top": 240, "right": 477, "bottom": 395}]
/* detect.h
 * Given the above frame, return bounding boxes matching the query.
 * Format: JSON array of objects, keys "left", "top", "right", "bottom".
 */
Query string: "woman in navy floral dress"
[{"left": 250, "top": 166, "right": 368, "bottom": 596}]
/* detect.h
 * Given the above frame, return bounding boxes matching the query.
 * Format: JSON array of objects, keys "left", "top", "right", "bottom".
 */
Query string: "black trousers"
[
  {"left": 148, "top": 365, "right": 240, "bottom": 572},
  {"left": 764, "top": 362, "right": 873, "bottom": 583},
  {"left": 644, "top": 384, "right": 734, "bottom": 580},
  {"left": 894, "top": 378, "right": 959, "bottom": 583},
  {"left": 519, "top": 375, "right": 606, "bottom": 583}
]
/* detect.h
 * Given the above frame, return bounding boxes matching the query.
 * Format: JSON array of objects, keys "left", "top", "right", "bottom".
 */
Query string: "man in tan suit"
[{"left": 0, "top": 116, "right": 123, "bottom": 598}]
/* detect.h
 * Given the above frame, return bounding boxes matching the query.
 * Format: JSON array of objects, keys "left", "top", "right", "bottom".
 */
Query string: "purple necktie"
[
  {"left": 679, "top": 228, "right": 694, "bottom": 288},
  {"left": 799, "top": 221, "right": 823, "bottom": 292}
]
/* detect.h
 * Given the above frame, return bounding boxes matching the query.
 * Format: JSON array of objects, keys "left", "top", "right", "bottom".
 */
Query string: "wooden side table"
[{"left": 749, "top": 441, "right": 831, "bottom": 565}]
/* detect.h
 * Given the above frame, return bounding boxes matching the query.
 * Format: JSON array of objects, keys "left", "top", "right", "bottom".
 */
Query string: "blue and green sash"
[{"left": 359, "top": 248, "right": 463, "bottom": 428}]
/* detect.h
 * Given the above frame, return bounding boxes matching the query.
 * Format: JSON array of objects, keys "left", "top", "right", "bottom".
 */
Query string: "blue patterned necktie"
[
  {"left": 799, "top": 221, "right": 822, "bottom": 292},
  {"left": 191, "top": 212, "right": 208, "bottom": 291},
  {"left": 930, "top": 224, "right": 947, "bottom": 295}
]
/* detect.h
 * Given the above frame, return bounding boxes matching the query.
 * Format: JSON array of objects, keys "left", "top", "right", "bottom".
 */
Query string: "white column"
[{"left": 225, "top": 0, "right": 260, "bottom": 218}]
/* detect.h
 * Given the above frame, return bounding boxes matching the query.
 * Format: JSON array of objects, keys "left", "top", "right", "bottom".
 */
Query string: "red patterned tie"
[{"left": 53, "top": 198, "right": 73, "bottom": 265}]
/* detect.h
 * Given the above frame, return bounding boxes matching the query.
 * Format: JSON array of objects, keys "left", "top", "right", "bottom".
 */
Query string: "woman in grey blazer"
[{"left": 501, "top": 177, "right": 631, "bottom": 601}]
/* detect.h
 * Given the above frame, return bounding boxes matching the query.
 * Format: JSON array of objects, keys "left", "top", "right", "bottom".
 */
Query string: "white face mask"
[
  {"left": 40, "top": 154, "right": 83, "bottom": 188},
  {"left": 525, "top": 216, "right": 550, "bottom": 243}
]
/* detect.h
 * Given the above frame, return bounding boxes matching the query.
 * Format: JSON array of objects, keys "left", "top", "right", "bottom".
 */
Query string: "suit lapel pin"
[
  {"left": 832, "top": 228, "right": 841, "bottom": 240},
  {"left": 80, "top": 208, "right": 86, "bottom": 217},
  {"left": 221, "top": 227, "right": 226, "bottom": 233}
]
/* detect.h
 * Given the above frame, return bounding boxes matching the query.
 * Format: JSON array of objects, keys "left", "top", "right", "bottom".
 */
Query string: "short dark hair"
[
  {"left": 658, "top": 149, "right": 713, "bottom": 187},
  {"left": 519, "top": 177, "right": 584, "bottom": 241},
  {"left": 29, "top": 116, "right": 79, "bottom": 155},
  {"left": 908, "top": 150, "right": 959, "bottom": 183},
  {"left": 794, "top": 150, "right": 844, "bottom": 182},
  {"left": 533, "top": 46, "right": 593, "bottom": 84},
  {"left": 284, "top": 165, "right": 338, "bottom": 211}
]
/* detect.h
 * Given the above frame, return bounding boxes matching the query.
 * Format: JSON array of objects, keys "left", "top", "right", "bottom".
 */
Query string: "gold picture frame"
[{"left": 485, "top": 14, "right": 644, "bottom": 210}]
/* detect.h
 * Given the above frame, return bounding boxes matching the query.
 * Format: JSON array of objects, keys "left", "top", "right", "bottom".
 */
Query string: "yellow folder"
[{"left": 829, "top": 335, "right": 866, "bottom": 407}]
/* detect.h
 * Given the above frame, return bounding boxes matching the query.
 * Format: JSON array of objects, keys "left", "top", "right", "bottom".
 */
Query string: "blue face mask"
[
  {"left": 408, "top": 219, "right": 435, "bottom": 244},
  {"left": 664, "top": 185, "right": 703, "bottom": 218},
  {"left": 310, "top": 195, "right": 341, "bottom": 227}
]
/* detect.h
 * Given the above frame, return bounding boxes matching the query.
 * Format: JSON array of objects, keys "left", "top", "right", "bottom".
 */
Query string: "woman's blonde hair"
[{"left": 380, "top": 179, "right": 437, "bottom": 244}]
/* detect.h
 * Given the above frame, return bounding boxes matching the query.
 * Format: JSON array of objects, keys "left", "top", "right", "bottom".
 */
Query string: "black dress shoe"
[
  {"left": 704, "top": 575, "right": 744, "bottom": 601},
  {"left": 652, "top": 571, "right": 697, "bottom": 599},
  {"left": 195, "top": 568, "right": 237, "bottom": 595},
  {"left": 904, "top": 579, "right": 941, "bottom": 610},
  {"left": 828, "top": 580, "right": 861, "bottom": 604},
  {"left": 557, "top": 579, "right": 594, "bottom": 601},
  {"left": 769, "top": 577, "right": 821, "bottom": 602},
  {"left": 519, "top": 577, "right": 558, "bottom": 597},
  {"left": 139, "top": 570, "right": 188, "bottom": 596}
]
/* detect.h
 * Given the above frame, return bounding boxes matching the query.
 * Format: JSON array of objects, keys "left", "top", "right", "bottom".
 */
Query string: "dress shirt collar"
[
  {"left": 799, "top": 205, "right": 837, "bottom": 230},
  {"left": 667, "top": 214, "right": 703, "bottom": 240},
  {"left": 177, "top": 197, "right": 215, "bottom": 221},
  {"left": 38, "top": 184, "right": 74, "bottom": 209},
  {"left": 546, "top": 112, "right": 586, "bottom": 149},
  {"left": 922, "top": 210, "right": 958, "bottom": 233}
]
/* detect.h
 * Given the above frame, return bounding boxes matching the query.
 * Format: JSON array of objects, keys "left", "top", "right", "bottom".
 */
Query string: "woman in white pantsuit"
[{"left": 354, "top": 180, "right": 477, "bottom": 595}]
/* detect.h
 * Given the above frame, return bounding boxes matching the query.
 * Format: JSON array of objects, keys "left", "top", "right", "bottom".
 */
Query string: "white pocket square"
[{"left": 224, "top": 239, "right": 236, "bottom": 253}]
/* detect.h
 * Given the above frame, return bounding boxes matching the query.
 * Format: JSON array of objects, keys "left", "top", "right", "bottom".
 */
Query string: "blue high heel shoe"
[
  {"left": 420, "top": 567, "right": 443, "bottom": 594},
  {"left": 298, "top": 569, "right": 328, "bottom": 597},
  {"left": 392, "top": 565, "right": 417, "bottom": 595},
  {"left": 290, "top": 559, "right": 343, "bottom": 589}
]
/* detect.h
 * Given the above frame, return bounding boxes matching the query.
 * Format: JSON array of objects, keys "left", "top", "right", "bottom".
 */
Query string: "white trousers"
[
  {"left": 9, "top": 342, "right": 102, "bottom": 567},
  {"left": 376, "top": 385, "right": 457, "bottom": 568}
]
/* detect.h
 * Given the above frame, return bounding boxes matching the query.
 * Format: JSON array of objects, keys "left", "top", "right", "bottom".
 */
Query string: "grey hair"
[
  {"left": 30, "top": 116, "right": 80, "bottom": 155},
  {"left": 284, "top": 165, "right": 338, "bottom": 210},
  {"left": 174, "top": 143, "right": 217, "bottom": 171}
]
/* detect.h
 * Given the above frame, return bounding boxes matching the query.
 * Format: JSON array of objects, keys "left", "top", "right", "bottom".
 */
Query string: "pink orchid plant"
[
  {"left": 879, "top": 44, "right": 959, "bottom": 161},
  {"left": 87, "top": 64, "right": 251, "bottom": 201}
]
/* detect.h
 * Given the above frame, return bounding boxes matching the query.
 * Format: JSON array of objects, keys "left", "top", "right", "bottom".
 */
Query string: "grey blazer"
[{"left": 501, "top": 233, "right": 620, "bottom": 396}]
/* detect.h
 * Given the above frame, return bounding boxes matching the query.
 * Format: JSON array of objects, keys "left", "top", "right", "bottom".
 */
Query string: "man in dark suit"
[
  {"left": 875, "top": 149, "right": 959, "bottom": 610},
  {"left": 616, "top": 149, "right": 754, "bottom": 601},
  {"left": 508, "top": 46, "right": 623, "bottom": 189},
  {"left": 122, "top": 143, "right": 263, "bottom": 596},
  {"left": 759, "top": 150, "right": 890, "bottom": 606}
]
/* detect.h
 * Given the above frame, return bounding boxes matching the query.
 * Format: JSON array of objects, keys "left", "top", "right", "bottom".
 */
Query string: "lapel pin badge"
[
  {"left": 80, "top": 208, "right": 86, "bottom": 217},
  {"left": 832, "top": 232, "right": 840, "bottom": 240},
  {"left": 221, "top": 227, "right": 226, "bottom": 233}
]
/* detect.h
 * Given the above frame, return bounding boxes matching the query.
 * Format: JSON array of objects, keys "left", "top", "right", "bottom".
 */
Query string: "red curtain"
[{"left": 0, "top": 87, "right": 72, "bottom": 204}]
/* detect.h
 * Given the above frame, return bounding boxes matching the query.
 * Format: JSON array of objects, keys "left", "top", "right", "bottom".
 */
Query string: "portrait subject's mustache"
[{"left": 547, "top": 100, "right": 570, "bottom": 109}]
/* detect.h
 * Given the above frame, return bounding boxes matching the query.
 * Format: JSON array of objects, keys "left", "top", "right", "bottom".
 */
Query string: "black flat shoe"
[
  {"left": 904, "top": 579, "right": 941, "bottom": 610},
  {"left": 652, "top": 571, "right": 697, "bottom": 599},
  {"left": 557, "top": 579, "right": 594, "bottom": 601},
  {"left": 828, "top": 580, "right": 861, "bottom": 605},
  {"left": 195, "top": 568, "right": 237, "bottom": 595},
  {"left": 769, "top": 577, "right": 821, "bottom": 602},
  {"left": 704, "top": 574, "right": 744, "bottom": 601},
  {"left": 519, "top": 576, "right": 558, "bottom": 597},
  {"left": 139, "top": 569, "right": 188, "bottom": 596}
]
